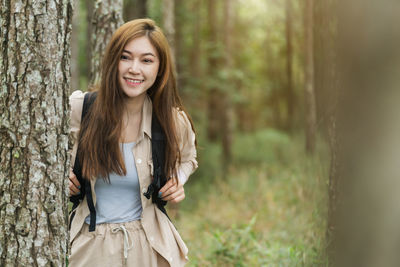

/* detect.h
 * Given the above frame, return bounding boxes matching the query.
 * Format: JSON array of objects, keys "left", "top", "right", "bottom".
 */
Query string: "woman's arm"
[
  {"left": 175, "top": 109, "right": 198, "bottom": 185},
  {"left": 69, "top": 90, "right": 85, "bottom": 167},
  {"left": 68, "top": 90, "right": 85, "bottom": 196},
  {"left": 158, "top": 109, "right": 198, "bottom": 203}
]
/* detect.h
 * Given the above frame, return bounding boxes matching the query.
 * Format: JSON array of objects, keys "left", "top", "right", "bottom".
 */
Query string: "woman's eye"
[
  {"left": 143, "top": 58, "right": 153, "bottom": 63},
  {"left": 120, "top": 55, "right": 129, "bottom": 60}
]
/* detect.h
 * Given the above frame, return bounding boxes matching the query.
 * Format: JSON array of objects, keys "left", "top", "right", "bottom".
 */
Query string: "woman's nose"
[{"left": 129, "top": 60, "right": 140, "bottom": 73}]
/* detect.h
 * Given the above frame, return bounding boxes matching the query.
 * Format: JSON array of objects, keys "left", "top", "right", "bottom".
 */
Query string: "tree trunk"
[
  {"left": 162, "top": 0, "right": 182, "bottom": 219},
  {"left": 71, "top": 0, "right": 80, "bottom": 92},
  {"left": 206, "top": 0, "right": 220, "bottom": 141},
  {"left": 313, "top": 0, "right": 325, "bottom": 132},
  {"left": 85, "top": 0, "right": 94, "bottom": 88},
  {"left": 326, "top": 111, "right": 339, "bottom": 262},
  {"left": 88, "top": 0, "right": 123, "bottom": 87},
  {"left": 221, "top": 0, "right": 234, "bottom": 167},
  {"left": 189, "top": 0, "right": 201, "bottom": 82},
  {"left": 0, "top": 1, "right": 72, "bottom": 266},
  {"left": 313, "top": 0, "right": 336, "bottom": 138},
  {"left": 86, "top": 0, "right": 93, "bottom": 88},
  {"left": 162, "top": 0, "right": 175, "bottom": 59},
  {"left": 185, "top": 0, "right": 202, "bottom": 109},
  {"left": 285, "top": 0, "right": 294, "bottom": 131},
  {"left": 304, "top": 0, "right": 317, "bottom": 154},
  {"left": 174, "top": 0, "right": 184, "bottom": 90},
  {"left": 329, "top": 1, "right": 400, "bottom": 266},
  {"left": 263, "top": 30, "right": 284, "bottom": 130},
  {"left": 124, "top": 0, "right": 147, "bottom": 21},
  {"left": 315, "top": 0, "right": 339, "bottom": 258}
]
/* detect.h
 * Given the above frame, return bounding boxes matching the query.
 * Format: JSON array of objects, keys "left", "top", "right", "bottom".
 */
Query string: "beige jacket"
[{"left": 68, "top": 90, "right": 198, "bottom": 266}]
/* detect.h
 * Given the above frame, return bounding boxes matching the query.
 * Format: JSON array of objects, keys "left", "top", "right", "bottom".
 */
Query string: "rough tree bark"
[
  {"left": 304, "top": 0, "right": 317, "bottom": 154},
  {"left": 88, "top": 0, "right": 123, "bottom": 87},
  {"left": 71, "top": 0, "right": 80, "bottom": 93},
  {"left": 0, "top": 0, "right": 72, "bottom": 266},
  {"left": 85, "top": 0, "right": 94, "bottom": 86}
]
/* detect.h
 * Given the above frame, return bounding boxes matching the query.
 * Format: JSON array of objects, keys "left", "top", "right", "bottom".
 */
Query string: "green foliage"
[
  {"left": 208, "top": 216, "right": 265, "bottom": 266},
  {"left": 232, "top": 129, "right": 291, "bottom": 165},
  {"left": 176, "top": 129, "right": 329, "bottom": 266},
  {"left": 182, "top": 132, "right": 222, "bottom": 209}
]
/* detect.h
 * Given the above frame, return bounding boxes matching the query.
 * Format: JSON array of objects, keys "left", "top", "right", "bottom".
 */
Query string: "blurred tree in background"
[
  {"left": 304, "top": 0, "right": 317, "bottom": 154},
  {"left": 124, "top": 0, "right": 148, "bottom": 21},
  {"left": 327, "top": 0, "right": 400, "bottom": 266},
  {"left": 87, "top": 0, "right": 123, "bottom": 86}
]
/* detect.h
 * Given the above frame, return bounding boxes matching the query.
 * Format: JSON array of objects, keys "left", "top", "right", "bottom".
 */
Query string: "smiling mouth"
[{"left": 124, "top": 78, "right": 144, "bottom": 86}]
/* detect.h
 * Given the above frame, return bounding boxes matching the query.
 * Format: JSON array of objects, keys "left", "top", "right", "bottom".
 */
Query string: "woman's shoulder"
[
  {"left": 173, "top": 107, "right": 191, "bottom": 127},
  {"left": 69, "top": 90, "right": 88, "bottom": 132},
  {"left": 69, "top": 90, "right": 89, "bottom": 110},
  {"left": 69, "top": 90, "right": 86, "bottom": 103},
  {"left": 172, "top": 107, "right": 195, "bottom": 140}
]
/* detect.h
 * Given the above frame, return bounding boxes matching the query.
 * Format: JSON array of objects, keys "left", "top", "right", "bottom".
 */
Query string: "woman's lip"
[{"left": 124, "top": 78, "right": 144, "bottom": 86}]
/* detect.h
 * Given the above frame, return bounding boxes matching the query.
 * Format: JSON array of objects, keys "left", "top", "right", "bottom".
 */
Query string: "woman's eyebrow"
[{"left": 122, "top": 50, "right": 156, "bottom": 57}]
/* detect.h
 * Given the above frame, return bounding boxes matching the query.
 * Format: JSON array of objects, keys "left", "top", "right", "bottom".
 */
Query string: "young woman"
[{"left": 68, "top": 19, "right": 197, "bottom": 267}]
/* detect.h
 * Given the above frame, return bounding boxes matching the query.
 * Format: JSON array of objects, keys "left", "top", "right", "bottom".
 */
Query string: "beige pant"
[{"left": 69, "top": 220, "right": 169, "bottom": 267}]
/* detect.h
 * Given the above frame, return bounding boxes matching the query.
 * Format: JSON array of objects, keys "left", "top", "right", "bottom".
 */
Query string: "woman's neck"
[
  {"left": 120, "top": 94, "right": 146, "bottom": 143},
  {"left": 124, "top": 94, "right": 146, "bottom": 117}
]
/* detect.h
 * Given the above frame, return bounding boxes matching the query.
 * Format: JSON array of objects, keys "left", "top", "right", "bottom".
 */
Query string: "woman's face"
[{"left": 118, "top": 36, "right": 160, "bottom": 100}]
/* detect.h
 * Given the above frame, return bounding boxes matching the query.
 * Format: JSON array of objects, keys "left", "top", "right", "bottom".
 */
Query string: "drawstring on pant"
[{"left": 112, "top": 225, "right": 133, "bottom": 259}]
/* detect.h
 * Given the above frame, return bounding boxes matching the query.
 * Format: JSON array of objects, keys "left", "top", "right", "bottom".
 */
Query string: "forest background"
[
  {"left": 1, "top": 0, "right": 400, "bottom": 266},
  {"left": 71, "top": 0, "right": 329, "bottom": 265}
]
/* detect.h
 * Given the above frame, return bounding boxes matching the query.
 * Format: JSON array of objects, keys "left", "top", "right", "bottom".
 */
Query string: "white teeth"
[{"left": 126, "top": 78, "right": 143, "bottom": 84}]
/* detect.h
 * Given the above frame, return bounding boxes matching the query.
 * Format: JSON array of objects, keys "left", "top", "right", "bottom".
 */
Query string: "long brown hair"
[{"left": 78, "top": 18, "right": 195, "bottom": 181}]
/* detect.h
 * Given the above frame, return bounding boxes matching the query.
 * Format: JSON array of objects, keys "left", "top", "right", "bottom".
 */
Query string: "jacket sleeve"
[
  {"left": 175, "top": 109, "right": 198, "bottom": 185},
  {"left": 69, "top": 90, "right": 85, "bottom": 169}
]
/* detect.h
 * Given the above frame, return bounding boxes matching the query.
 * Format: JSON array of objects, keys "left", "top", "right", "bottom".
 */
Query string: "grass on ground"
[{"left": 172, "top": 129, "right": 329, "bottom": 267}]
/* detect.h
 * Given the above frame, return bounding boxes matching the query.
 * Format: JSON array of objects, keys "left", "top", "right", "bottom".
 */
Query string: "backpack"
[{"left": 69, "top": 92, "right": 169, "bottom": 232}]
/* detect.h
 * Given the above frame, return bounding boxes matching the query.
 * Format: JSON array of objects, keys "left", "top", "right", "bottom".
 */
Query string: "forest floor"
[{"left": 172, "top": 129, "right": 329, "bottom": 266}]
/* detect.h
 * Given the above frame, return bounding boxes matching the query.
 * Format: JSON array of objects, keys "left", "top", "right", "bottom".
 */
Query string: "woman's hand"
[
  {"left": 159, "top": 178, "right": 185, "bottom": 204},
  {"left": 69, "top": 169, "right": 81, "bottom": 196}
]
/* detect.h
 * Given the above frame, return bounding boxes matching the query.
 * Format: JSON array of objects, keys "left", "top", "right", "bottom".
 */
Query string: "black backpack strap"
[
  {"left": 144, "top": 113, "right": 169, "bottom": 220},
  {"left": 85, "top": 178, "right": 96, "bottom": 232},
  {"left": 69, "top": 92, "right": 98, "bottom": 231}
]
